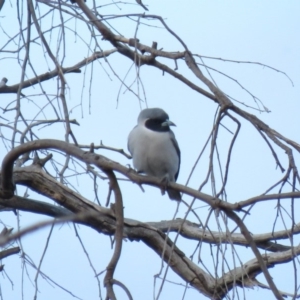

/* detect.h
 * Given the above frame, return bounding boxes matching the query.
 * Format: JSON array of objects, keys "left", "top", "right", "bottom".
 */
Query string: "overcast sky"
[{"left": 0, "top": 1, "right": 300, "bottom": 299}]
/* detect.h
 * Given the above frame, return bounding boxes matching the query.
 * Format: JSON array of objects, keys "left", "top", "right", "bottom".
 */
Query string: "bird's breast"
[{"left": 128, "top": 127, "right": 179, "bottom": 181}]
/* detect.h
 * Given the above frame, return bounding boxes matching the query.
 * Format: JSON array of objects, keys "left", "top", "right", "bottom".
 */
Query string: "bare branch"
[
  {"left": 103, "top": 170, "right": 124, "bottom": 299},
  {"left": 0, "top": 247, "right": 20, "bottom": 260},
  {"left": 0, "top": 50, "right": 116, "bottom": 95}
]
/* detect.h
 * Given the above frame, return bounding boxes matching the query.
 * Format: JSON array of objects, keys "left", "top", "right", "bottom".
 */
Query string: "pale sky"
[{"left": 0, "top": 1, "right": 300, "bottom": 299}]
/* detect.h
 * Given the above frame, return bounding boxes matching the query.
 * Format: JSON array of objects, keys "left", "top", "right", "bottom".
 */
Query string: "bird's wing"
[
  {"left": 127, "top": 125, "right": 138, "bottom": 155},
  {"left": 169, "top": 130, "right": 181, "bottom": 181}
]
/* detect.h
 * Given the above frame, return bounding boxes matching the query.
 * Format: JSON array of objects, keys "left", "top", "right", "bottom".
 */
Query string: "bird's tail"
[{"left": 167, "top": 188, "right": 181, "bottom": 201}]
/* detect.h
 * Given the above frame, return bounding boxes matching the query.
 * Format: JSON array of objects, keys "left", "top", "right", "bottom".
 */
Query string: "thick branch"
[
  {"left": 10, "top": 164, "right": 219, "bottom": 298},
  {"left": 0, "top": 195, "right": 71, "bottom": 217},
  {"left": 2, "top": 139, "right": 300, "bottom": 210},
  {"left": 0, "top": 247, "right": 20, "bottom": 260},
  {"left": 3, "top": 171, "right": 294, "bottom": 252},
  {"left": 3, "top": 164, "right": 298, "bottom": 298},
  {"left": 221, "top": 244, "right": 300, "bottom": 292},
  {"left": 148, "top": 219, "right": 293, "bottom": 252}
]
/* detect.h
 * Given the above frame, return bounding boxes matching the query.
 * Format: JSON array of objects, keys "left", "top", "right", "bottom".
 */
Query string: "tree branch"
[
  {"left": 1, "top": 162, "right": 297, "bottom": 298},
  {"left": 103, "top": 170, "right": 125, "bottom": 300},
  {"left": 0, "top": 50, "right": 116, "bottom": 94}
]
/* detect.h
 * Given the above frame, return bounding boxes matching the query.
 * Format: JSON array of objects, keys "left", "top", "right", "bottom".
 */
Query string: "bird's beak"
[{"left": 162, "top": 119, "right": 176, "bottom": 127}]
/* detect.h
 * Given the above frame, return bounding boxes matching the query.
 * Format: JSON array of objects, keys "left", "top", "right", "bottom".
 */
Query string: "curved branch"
[
  {"left": 221, "top": 244, "right": 300, "bottom": 296},
  {"left": 9, "top": 164, "right": 218, "bottom": 298},
  {"left": 0, "top": 139, "right": 225, "bottom": 207},
  {"left": 5, "top": 164, "right": 299, "bottom": 299},
  {"left": 103, "top": 170, "right": 124, "bottom": 300},
  {"left": 2, "top": 139, "right": 300, "bottom": 210}
]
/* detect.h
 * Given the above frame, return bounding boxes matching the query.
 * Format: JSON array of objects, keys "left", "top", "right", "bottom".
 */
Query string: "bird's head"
[{"left": 138, "top": 108, "right": 176, "bottom": 132}]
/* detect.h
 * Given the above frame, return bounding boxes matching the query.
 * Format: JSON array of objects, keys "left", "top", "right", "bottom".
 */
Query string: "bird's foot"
[{"left": 160, "top": 176, "right": 170, "bottom": 196}]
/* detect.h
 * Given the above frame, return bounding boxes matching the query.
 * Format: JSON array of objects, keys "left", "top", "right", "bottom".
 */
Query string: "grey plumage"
[{"left": 128, "top": 108, "right": 181, "bottom": 200}]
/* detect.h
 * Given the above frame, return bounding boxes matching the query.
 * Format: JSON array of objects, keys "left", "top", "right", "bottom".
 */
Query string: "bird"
[{"left": 128, "top": 108, "right": 181, "bottom": 200}]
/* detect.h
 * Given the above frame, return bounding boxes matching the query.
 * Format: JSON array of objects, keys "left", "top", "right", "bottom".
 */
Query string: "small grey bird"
[{"left": 128, "top": 108, "right": 181, "bottom": 200}]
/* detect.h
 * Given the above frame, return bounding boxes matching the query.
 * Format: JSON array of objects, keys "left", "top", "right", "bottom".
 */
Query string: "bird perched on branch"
[{"left": 128, "top": 108, "right": 181, "bottom": 200}]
